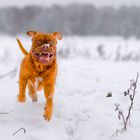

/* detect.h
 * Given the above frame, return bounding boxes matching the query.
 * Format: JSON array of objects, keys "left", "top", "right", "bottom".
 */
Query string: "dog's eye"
[
  {"left": 49, "top": 42, "right": 54, "bottom": 46},
  {"left": 36, "top": 39, "right": 43, "bottom": 44}
]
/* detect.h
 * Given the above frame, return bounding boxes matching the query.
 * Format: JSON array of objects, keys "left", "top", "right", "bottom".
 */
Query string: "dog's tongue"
[{"left": 39, "top": 55, "right": 49, "bottom": 63}]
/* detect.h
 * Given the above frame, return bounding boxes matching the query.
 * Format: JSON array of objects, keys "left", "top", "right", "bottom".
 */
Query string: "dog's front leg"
[
  {"left": 43, "top": 77, "right": 55, "bottom": 121},
  {"left": 17, "top": 77, "right": 28, "bottom": 103}
]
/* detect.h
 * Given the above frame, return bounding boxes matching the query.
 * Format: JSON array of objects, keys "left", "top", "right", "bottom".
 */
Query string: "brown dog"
[{"left": 17, "top": 31, "right": 62, "bottom": 121}]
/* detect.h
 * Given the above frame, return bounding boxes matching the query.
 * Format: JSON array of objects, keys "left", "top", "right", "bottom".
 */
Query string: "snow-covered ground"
[{"left": 0, "top": 36, "right": 140, "bottom": 140}]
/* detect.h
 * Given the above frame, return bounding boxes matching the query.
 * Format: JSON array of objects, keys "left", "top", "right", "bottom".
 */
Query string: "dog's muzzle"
[
  {"left": 32, "top": 51, "right": 54, "bottom": 63},
  {"left": 31, "top": 43, "right": 56, "bottom": 64}
]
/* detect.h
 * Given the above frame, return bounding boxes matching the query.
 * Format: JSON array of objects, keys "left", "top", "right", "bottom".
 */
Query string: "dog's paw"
[
  {"left": 32, "top": 97, "right": 38, "bottom": 102},
  {"left": 17, "top": 95, "right": 26, "bottom": 103},
  {"left": 31, "top": 94, "right": 38, "bottom": 102},
  {"left": 43, "top": 106, "right": 53, "bottom": 121}
]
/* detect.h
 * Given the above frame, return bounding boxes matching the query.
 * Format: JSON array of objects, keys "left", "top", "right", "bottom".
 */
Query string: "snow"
[{"left": 0, "top": 36, "right": 140, "bottom": 140}]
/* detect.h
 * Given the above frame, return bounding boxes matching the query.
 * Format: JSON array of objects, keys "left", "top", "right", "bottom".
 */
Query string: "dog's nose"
[{"left": 42, "top": 44, "right": 50, "bottom": 49}]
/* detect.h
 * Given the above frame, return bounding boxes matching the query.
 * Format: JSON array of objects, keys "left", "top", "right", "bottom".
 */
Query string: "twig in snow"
[
  {"left": 0, "top": 68, "right": 17, "bottom": 79},
  {"left": 112, "top": 72, "right": 139, "bottom": 137},
  {"left": 12, "top": 128, "right": 26, "bottom": 135},
  {"left": 0, "top": 108, "right": 12, "bottom": 115}
]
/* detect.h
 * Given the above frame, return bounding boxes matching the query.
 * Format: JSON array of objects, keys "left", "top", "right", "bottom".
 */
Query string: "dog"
[{"left": 17, "top": 31, "right": 62, "bottom": 121}]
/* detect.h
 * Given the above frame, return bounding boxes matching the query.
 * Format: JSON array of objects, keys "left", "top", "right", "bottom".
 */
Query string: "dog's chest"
[
  {"left": 34, "top": 77, "right": 43, "bottom": 88},
  {"left": 35, "top": 64, "right": 47, "bottom": 72}
]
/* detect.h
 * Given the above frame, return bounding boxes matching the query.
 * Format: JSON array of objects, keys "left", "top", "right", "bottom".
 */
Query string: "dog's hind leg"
[{"left": 28, "top": 79, "right": 38, "bottom": 102}]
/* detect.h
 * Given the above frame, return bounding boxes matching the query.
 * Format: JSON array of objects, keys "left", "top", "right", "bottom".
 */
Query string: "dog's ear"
[
  {"left": 53, "top": 32, "right": 62, "bottom": 40},
  {"left": 26, "top": 31, "right": 37, "bottom": 37}
]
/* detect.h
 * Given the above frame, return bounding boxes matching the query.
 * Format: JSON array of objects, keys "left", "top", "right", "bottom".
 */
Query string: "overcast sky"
[{"left": 0, "top": 0, "right": 140, "bottom": 8}]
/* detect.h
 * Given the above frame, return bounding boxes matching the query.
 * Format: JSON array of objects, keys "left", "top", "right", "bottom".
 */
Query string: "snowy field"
[{"left": 1, "top": 36, "right": 140, "bottom": 140}]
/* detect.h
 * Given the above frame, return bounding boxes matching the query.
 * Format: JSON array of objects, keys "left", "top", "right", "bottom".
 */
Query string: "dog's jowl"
[{"left": 17, "top": 31, "right": 62, "bottom": 121}]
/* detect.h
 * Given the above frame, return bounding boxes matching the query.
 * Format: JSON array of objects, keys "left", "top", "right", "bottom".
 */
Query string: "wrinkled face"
[
  {"left": 32, "top": 34, "right": 56, "bottom": 65},
  {"left": 27, "top": 31, "right": 62, "bottom": 65}
]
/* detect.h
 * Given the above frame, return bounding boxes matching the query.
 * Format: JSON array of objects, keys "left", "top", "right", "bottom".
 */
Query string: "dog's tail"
[{"left": 16, "top": 38, "right": 28, "bottom": 55}]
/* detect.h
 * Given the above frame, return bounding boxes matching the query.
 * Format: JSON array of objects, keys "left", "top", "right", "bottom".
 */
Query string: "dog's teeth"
[{"left": 39, "top": 53, "right": 41, "bottom": 56}]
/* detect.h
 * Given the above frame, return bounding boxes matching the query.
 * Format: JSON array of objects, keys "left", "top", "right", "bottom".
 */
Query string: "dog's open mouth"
[{"left": 32, "top": 52, "right": 54, "bottom": 64}]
